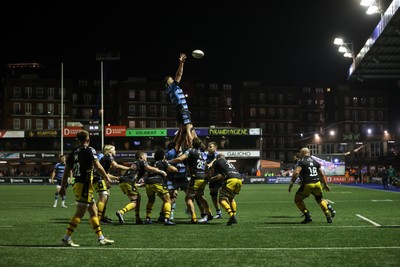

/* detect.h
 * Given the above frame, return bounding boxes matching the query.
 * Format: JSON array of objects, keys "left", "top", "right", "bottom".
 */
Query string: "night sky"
[{"left": 1, "top": 1, "right": 388, "bottom": 85}]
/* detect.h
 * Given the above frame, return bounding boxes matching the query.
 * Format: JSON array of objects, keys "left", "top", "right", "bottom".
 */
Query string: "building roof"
[{"left": 348, "top": 0, "right": 400, "bottom": 81}]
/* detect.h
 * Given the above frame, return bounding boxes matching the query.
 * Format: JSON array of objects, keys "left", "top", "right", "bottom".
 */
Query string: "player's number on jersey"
[{"left": 308, "top": 166, "right": 318, "bottom": 177}]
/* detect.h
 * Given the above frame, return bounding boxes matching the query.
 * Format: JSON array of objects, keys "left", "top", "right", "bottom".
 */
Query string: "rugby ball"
[{"left": 192, "top": 49, "right": 205, "bottom": 59}]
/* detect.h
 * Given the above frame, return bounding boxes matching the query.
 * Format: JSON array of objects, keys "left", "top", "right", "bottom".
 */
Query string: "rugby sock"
[
  {"left": 89, "top": 216, "right": 103, "bottom": 238},
  {"left": 65, "top": 216, "right": 81, "bottom": 237}
]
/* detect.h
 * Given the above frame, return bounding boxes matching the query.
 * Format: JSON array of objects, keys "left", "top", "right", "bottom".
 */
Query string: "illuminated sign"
[
  {"left": 210, "top": 128, "right": 249, "bottom": 135},
  {"left": 27, "top": 130, "right": 58, "bottom": 138},
  {"left": 105, "top": 126, "right": 126, "bottom": 137},
  {"left": 126, "top": 129, "right": 167, "bottom": 137},
  {"left": 222, "top": 150, "right": 260, "bottom": 158},
  {"left": 0, "top": 131, "right": 25, "bottom": 138},
  {"left": 63, "top": 127, "right": 83, "bottom": 137}
]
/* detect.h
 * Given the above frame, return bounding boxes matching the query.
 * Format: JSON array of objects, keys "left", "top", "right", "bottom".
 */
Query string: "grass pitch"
[{"left": 0, "top": 183, "right": 399, "bottom": 267}]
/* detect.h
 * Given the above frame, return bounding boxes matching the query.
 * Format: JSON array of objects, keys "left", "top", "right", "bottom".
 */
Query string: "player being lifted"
[{"left": 162, "top": 53, "right": 198, "bottom": 148}]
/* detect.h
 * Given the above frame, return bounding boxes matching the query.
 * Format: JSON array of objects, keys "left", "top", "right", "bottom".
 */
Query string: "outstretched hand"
[{"left": 179, "top": 53, "right": 187, "bottom": 62}]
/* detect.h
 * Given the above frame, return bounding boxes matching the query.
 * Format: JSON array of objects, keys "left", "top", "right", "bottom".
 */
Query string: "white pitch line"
[
  {"left": 325, "top": 199, "right": 335, "bottom": 204},
  {"left": 356, "top": 214, "right": 381, "bottom": 226},
  {"left": 0, "top": 246, "right": 399, "bottom": 251}
]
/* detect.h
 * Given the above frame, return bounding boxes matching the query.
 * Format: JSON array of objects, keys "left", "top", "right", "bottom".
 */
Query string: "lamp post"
[{"left": 95, "top": 51, "right": 120, "bottom": 149}]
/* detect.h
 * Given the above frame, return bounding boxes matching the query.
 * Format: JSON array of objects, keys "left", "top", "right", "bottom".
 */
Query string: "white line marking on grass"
[
  {"left": 371, "top": 199, "right": 393, "bottom": 202},
  {"left": 325, "top": 199, "right": 335, "bottom": 204},
  {"left": 1, "top": 246, "right": 399, "bottom": 251},
  {"left": 255, "top": 225, "right": 374, "bottom": 229},
  {"left": 356, "top": 214, "right": 381, "bottom": 226}
]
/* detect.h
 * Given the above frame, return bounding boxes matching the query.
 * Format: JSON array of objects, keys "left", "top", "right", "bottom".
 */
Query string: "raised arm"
[{"left": 174, "top": 53, "right": 187, "bottom": 83}]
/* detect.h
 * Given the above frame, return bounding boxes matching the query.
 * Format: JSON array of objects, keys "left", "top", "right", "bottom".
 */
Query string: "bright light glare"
[
  {"left": 366, "top": 5, "right": 379, "bottom": 14},
  {"left": 344, "top": 52, "right": 353, "bottom": 58},
  {"left": 338, "top": 46, "right": 348, "bottom": 53},
  {"left": 333, "top": 38, "right": 343, "bottom": 45},
  {"left": 360, "top": 0, "right": 374, "bottom": 7}
]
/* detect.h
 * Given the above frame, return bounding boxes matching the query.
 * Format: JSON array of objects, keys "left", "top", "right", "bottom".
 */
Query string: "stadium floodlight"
[
  {"left": 333, "top": 38, "right": 355, "bottom": 60},
  {"left": 359, "top": 0, "right": 382, "bottom": 16}
]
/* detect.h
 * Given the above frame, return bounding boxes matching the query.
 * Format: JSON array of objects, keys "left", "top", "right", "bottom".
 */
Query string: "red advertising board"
[
  {"left": 63, "top": 127, "right": 83, "bottom": 137},
  {"left": 105, "top": 126, "right": 126, "bottom": 137}
]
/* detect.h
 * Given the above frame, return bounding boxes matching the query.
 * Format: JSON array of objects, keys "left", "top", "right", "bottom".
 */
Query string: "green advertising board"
[{"left": 126, "top": 129, "right": 167, "bottom": 137}]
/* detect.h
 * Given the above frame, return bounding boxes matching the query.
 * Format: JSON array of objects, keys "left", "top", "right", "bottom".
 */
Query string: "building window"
[
  {"left": 160, "top": 121, "right": 167, "bottom": 128},
  {"left": 129, "top": 105, "right": 136, "bottom": 116},
  {"left": 268, "top": 151, "right": 275, "bottom": 159},
  {"left": 370, "top": 141, "right": 381, "bottom": 157},
  {"left": 48, "top": 87, "right": 55, "bottom": 99},
  {"left": 14, "top": 103, "right": 21, "bottom": 114},
  {"left": 36, "top": 103, "right": 43, "bottom": 115},
  {"left": 129, "top": 90, "right": 136, "bottom": 99},
  {"left": 209, "top": 97, "right": 218, "bottom": 107},
  {"left": 13, "top": 119, "right": 21, "bottom": 129},
  {"left": 25, "top": 87, "right": 33, "bottom": 98},
  {"left": 83, "top": 94, "right": 91, "bottom": 104},
  {"left": 268, "top": 93, "right": 275, "bottom": 102},
  {"left": 150, "top": 121, "right": 157, "bottom": 128},
  {"left": 369, "top": 97, "right": 375, "bottom": 107},
  {"left": 36, "top": 119, "right": 43, "bottom": 129},
  {"left": 249, "top": 93, "right": 256, "bottom": 104},
  {"left": 129, "top": 121, "right": 136, "bottom": 128},
  {"left": 58, "top": 104, "right": 65, "bottom": 115},
  {"left": 222, "top": 84, "right": 231, "bottom": 90},
  {"left": 352, "top": 97, "right": 358, "bottom": 107},
  {"left": 278, "top": 137, "right": 285, "bottom": 148},
  {"left": 195, "top": 83, "right": 205, "bottom": 89},
  {"left": 361, "top": 110, "right": 367, "bottom": 121},
  {"left": 287, "top": 123, "right": 293, "bottom": 133},
  {"left": 13, "top": 87, "right": 21, "bottom": 98},
  {"left": 78, "top": 80, "right": 88, "bottom": 87},
  {"left": 268, "top": 123, "right": 275, "bottom": 133},
  {"left": 139, "top": 90, "right": 146, "bottom": 101},
  {"left": 47, "top": 104, "right": 54, "bottom": 115},
  {"left": 149, "top": 105, "right": 157, "bottom": 116},
  {"left": 36, "top": 87, "right": 44, "bottom": 98},
  {"left": 160, "top": 91, "right": 167, "bottom": 102},
  {"left": 377, "top": 111, "right": 383, "bottom": 120},
  {"left": 278, "top": 123, "right": 285, "bottom": 133},
  {"left": 149, "top": 90, "right": 157, "bottom": 101},
  {"left": 209, "top": 111, "right": 218, "bottom": 121},
  {"left": 139, "top": 121, "right": 146, "bottom": 128},
  {"left": 259, "top": 122, "right": 266, "bottom": 132},
  {"left": 25, "top": 119, "right": 32, "bottom": 130},
  {"left": 139, "top": 105, "right": 146, "bottom": 116},
  {"left": 259, "top": 108, "right": 266, "bottom": 118},
  {"left": 160, "top": 105, "right": 167, "bottom": 117},
  {"left": 308, "top": 144, "right": 319, "bottom": 155},
  {"left": 344, "top": 96, "right": 350, "bottom": 106},
  {"left": 353, "top": 110, "right": 358, "bottom": 121},
  {"left": 268, "top": 108, "right": 275, "bottom": 118},
  {"left": 250, "top": 108, "right": 256, "bottom": 117},
  {"left": 259, "top": 93, "right": 265, "bottom": 104},
  {"left": 369, "top": 110, "right": 375, "bottom": 121},
  {"left": 279, "top": 151, "right": 285, "bottom": 161},
  {"left": 25, "top": 103, "right": 32, "bottom": 115},
  {"left": 48, "top": 119, "right": 54, "bottom": 129},
  {"left": 287, "top": 109, "right": 293, "bottom": 119},
  {"left": 210, "top": 83, "right": 218, "bottom": 90},
  {"left": 278, "top": 108, "right": 284, "bottom": 119}
]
